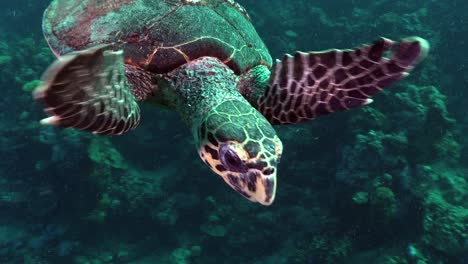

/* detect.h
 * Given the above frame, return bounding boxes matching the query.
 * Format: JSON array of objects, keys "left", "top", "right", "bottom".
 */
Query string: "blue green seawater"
[{"left": 0, "top": 0, "right": 466, "bottom": 263}]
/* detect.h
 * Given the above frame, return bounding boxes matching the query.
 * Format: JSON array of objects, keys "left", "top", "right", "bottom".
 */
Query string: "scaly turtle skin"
[{"left": 35, "top": 0, "right": 429, "bottom": 205}]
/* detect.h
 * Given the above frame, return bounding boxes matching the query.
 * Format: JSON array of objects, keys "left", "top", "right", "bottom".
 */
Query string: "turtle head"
[{"left": 196, "top": 99, "right": 283, "bottom": 206}]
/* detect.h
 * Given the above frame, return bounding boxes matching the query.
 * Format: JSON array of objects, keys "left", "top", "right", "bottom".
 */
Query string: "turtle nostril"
[{"left": 263, "top": 167, "right": 275, "bottom": 175}]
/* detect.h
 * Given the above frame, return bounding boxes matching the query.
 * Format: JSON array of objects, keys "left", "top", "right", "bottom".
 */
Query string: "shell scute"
[{"left": 43, "top": 0, "right": 271, "bottom": 75}]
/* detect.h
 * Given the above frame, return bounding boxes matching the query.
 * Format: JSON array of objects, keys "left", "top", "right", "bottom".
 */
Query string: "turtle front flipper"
[
  {"left": 257, "top": 37, "right": 429, "bottom": 125},
  {"left": 34, "top": 45, "right": 141, "bottom": 135}
]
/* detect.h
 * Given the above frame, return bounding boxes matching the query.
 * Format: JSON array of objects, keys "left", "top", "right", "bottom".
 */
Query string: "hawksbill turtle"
[{"left": 35, "top": 0, "right": 429, "bottom": 205}]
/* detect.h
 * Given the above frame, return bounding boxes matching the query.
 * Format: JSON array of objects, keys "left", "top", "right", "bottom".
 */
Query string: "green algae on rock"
[
  {"left": 88, "top": 138, "right": 128, "bottom": 170},
  {"left": 0, "top": 55, "right": 12, "bottom": 65},
  {"left": 423, "top": 191, "right": 468, "bottom": 255},
  {"left": 21, "top": 79, "right": 42, "bottom": 92},
  {"left": 352, "top": 191, "right": 369, "bottom": 205},
  {"left": 411, "top": 166, "right": 468, "bottom": 256}
]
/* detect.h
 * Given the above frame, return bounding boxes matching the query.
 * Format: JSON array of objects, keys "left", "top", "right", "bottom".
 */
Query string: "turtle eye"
[
  {"left": 220, "top": 145, "right": 247, "bottom": 172},
  {"left": 225, "top": 149, "right": 242, "bottom": 168}
]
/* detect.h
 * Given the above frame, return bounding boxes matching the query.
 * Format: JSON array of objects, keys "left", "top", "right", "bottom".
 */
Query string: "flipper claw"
[{"left": 40, "top": 116, "right": 60, "bottom": 126}]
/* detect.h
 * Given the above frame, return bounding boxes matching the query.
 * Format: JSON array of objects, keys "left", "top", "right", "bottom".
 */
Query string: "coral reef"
[{"left": 407, "top": 165, "right": 468, "bottom": 256}]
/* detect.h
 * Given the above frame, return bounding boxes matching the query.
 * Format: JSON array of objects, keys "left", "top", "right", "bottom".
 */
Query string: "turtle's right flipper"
[
  {"left": 258, "top": 37, "right": 429, "bottom": 125},
  {"left": 34, "top": 45, "right": 141, "bottom": 135}
]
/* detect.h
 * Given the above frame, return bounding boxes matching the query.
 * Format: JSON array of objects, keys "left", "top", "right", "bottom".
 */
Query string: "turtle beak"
[
  {"left": 227, "top": 170, "right": 276, "bottom": 206},
  {"left": 254, "top": 172, "right": 276, "bottom": 206}
]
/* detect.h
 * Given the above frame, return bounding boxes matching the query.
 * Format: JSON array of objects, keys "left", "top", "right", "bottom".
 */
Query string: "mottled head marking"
[{"left": 197, "top": 99, "right": 282, "bottom": 205}]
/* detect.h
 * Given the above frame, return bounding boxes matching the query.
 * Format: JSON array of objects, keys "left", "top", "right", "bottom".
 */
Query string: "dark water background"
[{"left": 0, "top": 0, "right": 467, "bottom": 263}]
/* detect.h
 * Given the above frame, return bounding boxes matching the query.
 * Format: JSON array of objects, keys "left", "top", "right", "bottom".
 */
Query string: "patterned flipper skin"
[
  {"left": 257, "top": 37, "right": 429, "bottom": 125},
  {"left": 34, "top": 45, "right": 141, "bottom": 135}
]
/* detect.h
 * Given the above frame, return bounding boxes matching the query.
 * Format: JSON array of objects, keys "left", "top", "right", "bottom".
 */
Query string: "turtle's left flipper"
[
  {"left": 34, "top": 45, "right": 141, "bottom": 135},
  {"left": 257, "top": 37, "right": 429, "bottom": 125}
]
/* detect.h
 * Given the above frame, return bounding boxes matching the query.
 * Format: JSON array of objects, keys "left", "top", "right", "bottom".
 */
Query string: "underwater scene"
[{"left": 0, "top": 0, "right": 467, "bottom": 263}]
